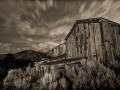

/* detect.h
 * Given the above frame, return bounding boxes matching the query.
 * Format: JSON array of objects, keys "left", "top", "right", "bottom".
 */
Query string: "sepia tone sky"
[{"left": 0, "top": 0, "right": 120, "bottom": 54}]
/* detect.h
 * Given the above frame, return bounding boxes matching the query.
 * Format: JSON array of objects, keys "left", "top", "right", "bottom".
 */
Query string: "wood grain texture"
[
  {"left": 64, "top": 18, "right": 120, "bottom": 62},
  {"left": 88, "top": 23, "right": 91, "bottom": 60}
]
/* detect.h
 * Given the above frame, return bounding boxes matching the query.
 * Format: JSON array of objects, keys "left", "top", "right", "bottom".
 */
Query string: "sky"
[{"left": 0, "top": 0, "right": 120, "bottom": 54}]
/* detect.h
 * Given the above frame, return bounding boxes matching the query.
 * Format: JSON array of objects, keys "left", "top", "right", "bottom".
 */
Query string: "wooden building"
[
  {"left": 46, "top": 43, "right": 66, "bottom": 59},
  {"left": 45, "top": 17, "right": 120, "bottom": 65},
  {"left": 65, "top": 17, "right": 120, "bottom": 62}
]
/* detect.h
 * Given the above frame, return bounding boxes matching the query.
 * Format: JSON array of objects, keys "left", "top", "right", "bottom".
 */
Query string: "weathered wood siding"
[
  {"left": 66, "top": 22, "right": 102, "bottom": 60},
  {"left": 101, "top": 20, "right": 120, "bottom": 62},
  {"left": 66, "top": 18, "right": 120, "bottom": 62},
  {"left": 46, "top": 18, "right": 120, "bottom": 63},
  {"left": 46, "top": 43, "right": 66, "bottom": 58}
]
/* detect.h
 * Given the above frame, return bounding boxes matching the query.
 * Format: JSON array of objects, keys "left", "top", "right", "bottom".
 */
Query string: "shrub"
[
  {"left": 3, "top": 59, "right": 120, "bottom": 90},
  {"left": 4, "top": 63, "right": 42, "bottom": 90},
  {"left": 65, "top": 58, "right": 120, "bottom": 90}
]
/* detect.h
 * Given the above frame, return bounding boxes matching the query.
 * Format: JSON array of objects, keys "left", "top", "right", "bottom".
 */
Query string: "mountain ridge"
[{"left": 0, "top": 49, "right": 47, "bottom": 62}]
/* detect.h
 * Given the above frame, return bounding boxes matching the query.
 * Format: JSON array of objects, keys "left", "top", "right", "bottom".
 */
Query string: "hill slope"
[{"left": 0, "top": 49, "right": 47, "bottom": 62}]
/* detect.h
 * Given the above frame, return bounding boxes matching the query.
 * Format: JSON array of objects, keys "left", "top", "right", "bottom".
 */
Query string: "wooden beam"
[{"left": 42, "top": 56, "right": 87, "bottom": 65}]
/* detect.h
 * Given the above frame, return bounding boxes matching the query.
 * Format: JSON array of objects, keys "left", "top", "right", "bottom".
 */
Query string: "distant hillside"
[
  {"left": 0, "top": 54, "right": 6, "bottom": 60},
  {"left": 14, "top": 49, "right": 46, "bottom": 62},
  {"left": 0, "top": 49, "right": 47, "bottom": 62},
  {"left": 0, "top": 50, "right": 47, "bottom": 82}
]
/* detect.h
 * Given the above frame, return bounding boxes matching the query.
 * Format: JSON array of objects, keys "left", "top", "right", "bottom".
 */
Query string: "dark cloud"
[
  {"left": 0, "top": 15, "right": 7, "bottom": 32},
  {"left": 0, "top": 0, "right": 120, "bottom": 54},
  {"left": 0, "top": 15, "right": 6, "bottom": 24}
]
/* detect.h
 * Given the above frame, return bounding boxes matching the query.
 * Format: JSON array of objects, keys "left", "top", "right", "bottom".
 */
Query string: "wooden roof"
[{"left": 65, "top": 17, "right": 120, "bottom": 40}]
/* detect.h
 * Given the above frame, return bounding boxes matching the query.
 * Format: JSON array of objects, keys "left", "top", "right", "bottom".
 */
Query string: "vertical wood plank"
[
  {"left": 97, "top": 22, "right": 103, "bottom": 61},
  {"left": 116, "top": 26, "right": 120, "bottom": 56},
  {"left": 71, "top": 33, "right": 73, "bottom": 58},
  {"left": 112, "top": 25, "right": 117, "bottom": 61},
  {"left": 78, "top": 24, "right": 81, "bottom": 57},
  {"left": 66, "top": 41, "right": 68, "bottom": 59},
  {"left": 88, "top": 23, "right": 91, "bottom": 60},
  {"left": 71, "top": 35, "right": 73, "bottom": 57},
  {"left": 114, "top": 26, "right": 119, "bottom": 56},
  {"left": 106, "top": 23, "right": 111, "bottom": 60},
  {"left": 69, "top": 38, "right": 70, "bottom": 58},
  {"left": 118, "top": 26, "right": 120, "bottom": 56},
  {"left": 69, "top": 36, "right": 71, "bottom": 58},
  {"left": 101, "top": 21, "right": 108, "bottom": 63},
  {"left": 109, "top": 24, "right": 114, "bottom": 61},
  {"left": 75, "top": 26, "right": 77, "bottom": 58},
  {"left": 67, "top": 40, "right": 69, "bottom": 58},
  {"left": 99, "top": 21, "right": 104, "bottom": 62},
  {"left": 94, "top": 23, "right": 97, "bottom": 56},
  {"left": 79, "top": 23, "right": 84, "bottom": 57},
  {"left": 69, "top": 37, "right": 71, "bottom": 58},
  {"left": 91, "top": 23, "right": 96, "bottom": 57},
  {"left": 71, "top": 35, "right": 72, "bottom": 58},
  {"left": 85, "top": 23, "right": 89, "bottom": 58},
  {"left": 84, "top": 23, "right": 87, "bottom": 57},
  {"left": 77, "top": 24, "right": 80, "bottom": 57},
  {"left": 77, "top": 25, "right": 79, "bottom": 57},
  {"left": 94, "top": 23, "right": 99, "bottom": 58},
  {"left": 81, "top": 23, "right": 85, "bottom": 57}
]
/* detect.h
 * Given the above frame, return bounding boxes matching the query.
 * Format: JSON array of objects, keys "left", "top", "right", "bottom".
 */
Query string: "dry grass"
[{"left": 3, "top": 59, "right": 120, "bottom": 90}]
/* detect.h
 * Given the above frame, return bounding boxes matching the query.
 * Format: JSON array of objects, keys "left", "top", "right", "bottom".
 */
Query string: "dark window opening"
[
  {"left": 75, "top": 37, "right": 78, "bottom": 46},
  {"left": 118, "top": 28, "right": 120, "bottom": 35},
  {"left": 52, "top": 50, "right": 54, "bottom": 57},
  {"left": 52, "top": 49, "right": 54, "bottom": 53},
  {"left": 89, "top": 32, "right": 90, "bottom": 37},
  {"left": 80, "top": 46, "right": 82, "bottom": 54},
  {"left": 80, "top": 34, "right": 83, "bottom": 44},
  {"left": 84, "top": 24, "right": 86, "bottom": 29},
  {"left": 77, "top": 47, "right": 78, "bottom": 52}
]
